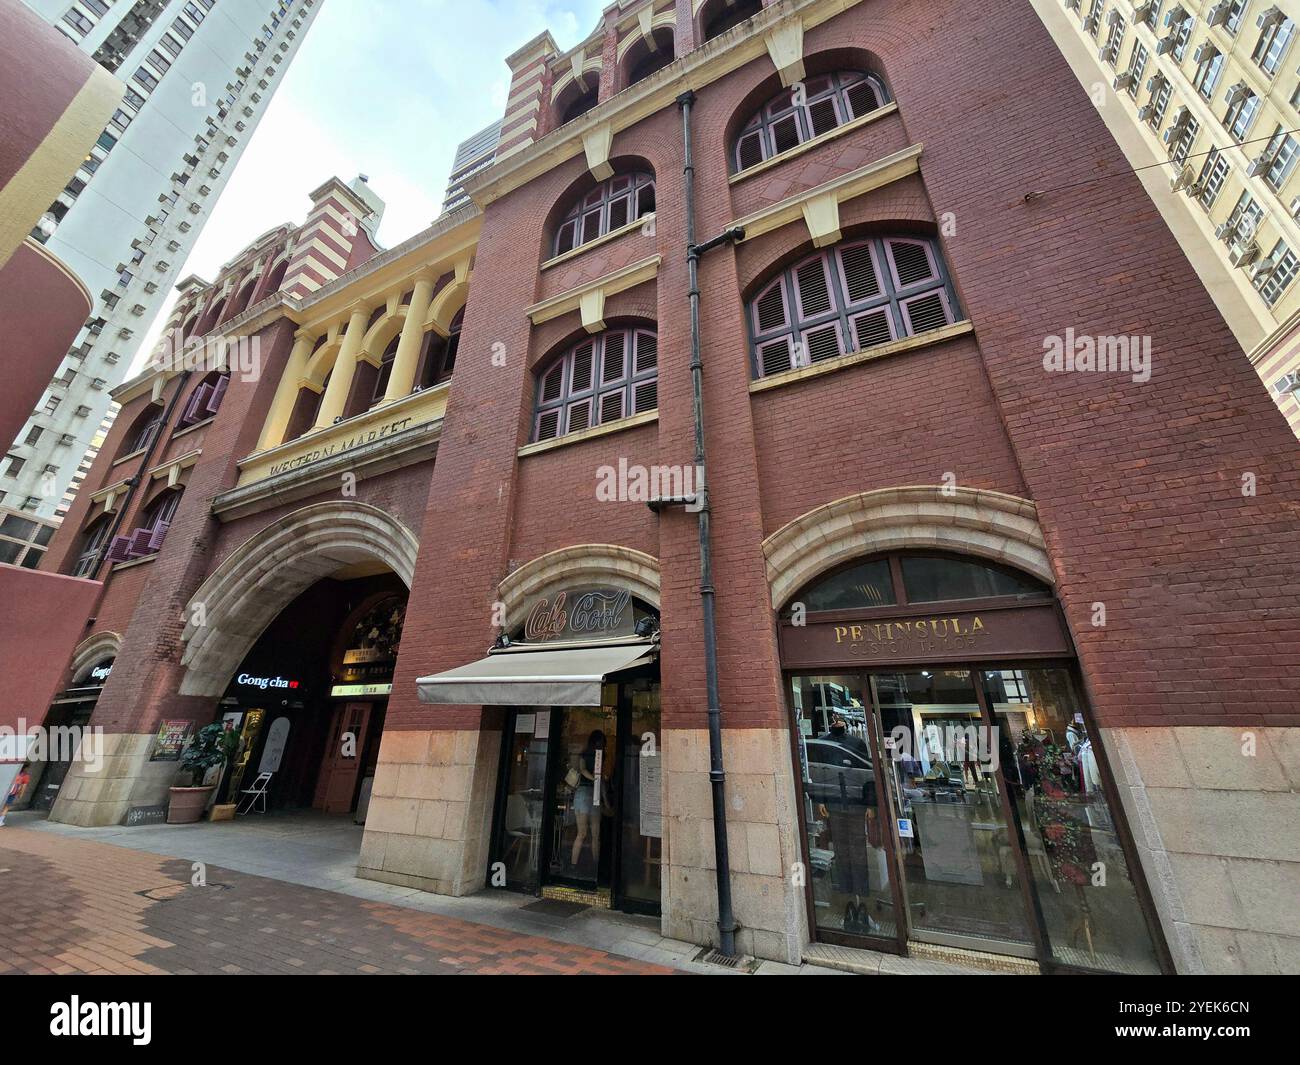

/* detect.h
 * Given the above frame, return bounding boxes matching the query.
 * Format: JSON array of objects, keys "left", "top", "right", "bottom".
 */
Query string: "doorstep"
[{"left": 803, "top": 940, "right": 1039, "bottom": 976}]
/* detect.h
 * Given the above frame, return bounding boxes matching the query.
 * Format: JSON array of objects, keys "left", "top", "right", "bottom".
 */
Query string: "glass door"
[
  {"left": 494, "top": 710, "right": 550, "bottom": 890},
  {"left": 547, "top": 703, "right": 618, "bottom": 892},
  {"left": 871, "top": 669, "right": 1036, "bottom": 956},
  {"left": 617, "top": 679, "right": 662, "bottom": 913},
  {"left": 790, "top": 674, "right": 899, "bottom": 948}
]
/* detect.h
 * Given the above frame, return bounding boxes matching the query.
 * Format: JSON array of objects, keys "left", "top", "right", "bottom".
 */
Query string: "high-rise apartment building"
[
  {"left": 1036, "top": 0, "right": 1300, "bottom": 437},
  {"left": 2, "top": 0, "right": 323, "bottom": 520},
  {"left": 441, "top": 120, "right": 501, "bottom": 214}
]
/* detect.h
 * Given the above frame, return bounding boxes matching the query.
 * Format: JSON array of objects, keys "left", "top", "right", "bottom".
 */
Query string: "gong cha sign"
[{"left": 524, "top": 587, "right": 634, "bottom": 643}]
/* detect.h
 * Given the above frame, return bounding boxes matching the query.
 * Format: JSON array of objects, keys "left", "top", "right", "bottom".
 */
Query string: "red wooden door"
[{"left": 314, "top": 702, "right": 371, "bottom": 814}]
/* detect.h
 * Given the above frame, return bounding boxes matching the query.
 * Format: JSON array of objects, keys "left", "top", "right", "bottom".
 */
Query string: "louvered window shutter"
[
  {"left": 794, "top": 258, "right": 832, "bottom": 318},
  {"left": 566, "top": 399, "right": 591, "bottom": 434},
  {"left": 570, "top": 343, "right": 593, "bottom": 393},
  {"left": 634, "top": 331, "right": 657, "bottom": 373},
  {"left": 601, "top": 332, "right": 626, "bottom": 383},
  {"left": 206, "top": 373, "right": 229, "bottom": 414}
]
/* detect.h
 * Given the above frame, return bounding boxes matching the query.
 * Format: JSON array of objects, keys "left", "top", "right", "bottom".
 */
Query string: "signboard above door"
[{"left": 521, "top": 586, "right": 639, "bottom": 643}]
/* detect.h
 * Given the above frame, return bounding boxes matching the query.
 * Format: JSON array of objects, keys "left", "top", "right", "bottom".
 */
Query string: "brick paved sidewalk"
[{"left": 0, "top": 827, "right": 676, "bottom": 975}]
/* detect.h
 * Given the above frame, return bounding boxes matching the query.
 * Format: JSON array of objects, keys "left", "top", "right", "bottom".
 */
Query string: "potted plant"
[
  {"left": 209, "top": 725, "right": 244, "bottom": 822},
  {"left": 166, "top": 723, "right": 229, "bottom": 824}
]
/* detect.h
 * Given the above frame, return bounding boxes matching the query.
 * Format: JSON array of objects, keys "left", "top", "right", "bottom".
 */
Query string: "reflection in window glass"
[
  {"left": 790, "top": 675, "right": 894, "bottom": 942},
  {"left": 983, "top": 668, "right": 1161, "bottom": 973},
  {"left": 901, "top": 554, "right": 1046, "bottom": 603},
  {"left": 875, "top": 670, "right": 1034, "bottom": 952},
  {"left": 801, "top": 559, "right": 896, "bottom": 612}
]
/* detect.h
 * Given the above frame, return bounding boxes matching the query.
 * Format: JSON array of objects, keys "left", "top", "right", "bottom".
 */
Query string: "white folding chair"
[{"left": 236, "top": 771, "right": 273, "bottom": 815}]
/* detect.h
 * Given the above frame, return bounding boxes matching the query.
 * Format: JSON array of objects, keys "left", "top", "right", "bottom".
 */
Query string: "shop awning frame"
[{"left": 415, "top": 636, "right": 658, "bottom": 707}]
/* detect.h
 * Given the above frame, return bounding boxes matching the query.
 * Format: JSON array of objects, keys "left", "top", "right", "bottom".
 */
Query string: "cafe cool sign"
[{"left": 524, "top": 588, "right": 634, "bottom": 643}]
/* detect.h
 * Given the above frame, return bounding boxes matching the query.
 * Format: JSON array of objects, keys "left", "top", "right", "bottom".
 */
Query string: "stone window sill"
[
  {"left": 728, "top": 103, "right": 899, "bottom": 186},
  {"left": 748, "top": 320, "right": 974, "bottom": 395},
  {"left": 517, "top": 409, "right": 658, "bottom": 458},
  {"left": 540, "top": 212, "right": 655, "bottom": 271}
]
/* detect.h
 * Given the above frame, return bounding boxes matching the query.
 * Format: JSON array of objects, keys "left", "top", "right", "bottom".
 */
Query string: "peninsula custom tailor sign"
[
  {"left": 522, "top": 586, "right": 637, "bottom": 643},
  {"left": 778, "top": 603, "right": 1072, "bottom": 669}
]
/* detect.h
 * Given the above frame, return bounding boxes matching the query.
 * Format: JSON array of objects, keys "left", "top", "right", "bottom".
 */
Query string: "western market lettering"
[{"left": 267, "top": 416, "right": 415, "bottom": 476}]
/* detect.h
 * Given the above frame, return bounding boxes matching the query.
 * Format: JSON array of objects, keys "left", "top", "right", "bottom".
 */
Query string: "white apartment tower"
[{"left": 3, "top": 0, "right": 323, "bottom": 520}]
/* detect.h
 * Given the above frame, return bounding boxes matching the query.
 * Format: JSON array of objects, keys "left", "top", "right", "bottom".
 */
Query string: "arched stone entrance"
[
  {"left": 497, "top": 543, "right": 661, "bottom": 627},
  {"left": 179, "top": 501, "right": 418, "bottom": 698}
]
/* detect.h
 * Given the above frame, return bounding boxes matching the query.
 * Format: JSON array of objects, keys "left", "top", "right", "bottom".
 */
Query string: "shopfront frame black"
[
  {"left": 487, "top": 661, "right": 662, "bottom": 917},
  {"left": 775, "top": 550, "right": 1173, "bottom": 974},
  {"left": 782, "top": 655, "right": 1173, "bottom": 974}
]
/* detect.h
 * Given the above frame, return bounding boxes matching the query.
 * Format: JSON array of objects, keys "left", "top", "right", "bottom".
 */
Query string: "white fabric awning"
[{"left": 416, "top": 639, "right": 656, "bottom": 707}]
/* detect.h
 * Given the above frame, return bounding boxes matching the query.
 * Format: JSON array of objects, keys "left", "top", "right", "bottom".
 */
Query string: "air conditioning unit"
[
  {"left": 1162, "top": 108, "right": 1190, "bottom": 143},
  {"left": 1135, "top": 0, "right": 1157, "bottom": 21},
  {"left": 1273, "top": 370, "right": 1300, "bottom": 394},
  {"left": 1193, "top": 42, "right": 1216, "bottom": 63},
  {"left": 1249, "top": 254, "right": 1280, "bottom": 280},
  {"left": 1224, "top": 81, "right": 1249, "bottom": 107},
  {"left": 1156, "top": 32, "right": 1178, "bottom": 55},
  {"left": 1257, "top": 5, "right": 1284, "bottom": 32},
  {"left": 1164, "top": 4, "right": 1188, "bottom": 28},
  {"left": 1138, "top": 103, "right": 1155, "bottom": 121},
  {"left": 1247, "top": 151, "right": 1272, "bottom": 177},
  {"left": 1228, "top": 239, "right": 1260, "bottom": 267},
  {"left": 1146, "top": 72, "right": 1166, "bottom": 94},
  {"left": 1170, "top": 165, "right": 1196, "bottom": 191},
  {"left": 1207, "top": 1, "right": 1232, "bottom": 27},
  {"left": 1114, "top": 70, "right": 1136, "bottom": 90},
  {"left": 1107, "top": 8, "right": 1122, "bottom": 27}
]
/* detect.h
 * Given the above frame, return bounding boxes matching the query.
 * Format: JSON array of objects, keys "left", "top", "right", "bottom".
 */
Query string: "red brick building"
[{"left": 12, "top": 0, "right": 1300, "bottom": 975}]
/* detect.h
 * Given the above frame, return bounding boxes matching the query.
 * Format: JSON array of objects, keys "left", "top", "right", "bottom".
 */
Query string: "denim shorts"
[{"left": 574, "top": 784, "right": 594, "bottom": 815}]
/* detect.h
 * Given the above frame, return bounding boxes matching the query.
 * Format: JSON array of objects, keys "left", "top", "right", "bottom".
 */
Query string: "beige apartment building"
[{"left": 1036, "top": 0, "right": 1300, "bottom": 436}]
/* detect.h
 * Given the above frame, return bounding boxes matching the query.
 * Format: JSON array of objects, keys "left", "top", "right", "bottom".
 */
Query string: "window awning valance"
[{"left": 415, "top": 638, "right": 656, "bottom": 707}]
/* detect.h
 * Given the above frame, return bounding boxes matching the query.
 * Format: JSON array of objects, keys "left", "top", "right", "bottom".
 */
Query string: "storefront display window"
[
  {"left": 780, "top": 550, "right": 1167, "bottom": 973},
  {"left": 983, "top": 668, "right": 1160, "bottom": 973}
]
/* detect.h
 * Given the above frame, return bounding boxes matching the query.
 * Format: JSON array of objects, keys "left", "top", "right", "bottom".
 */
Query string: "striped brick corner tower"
[
  {"left": 497, "top": 32, "right": 561, "bottom": 161},
  {"left": 281, "top": 178, "right": 380, "bottom": 298}
]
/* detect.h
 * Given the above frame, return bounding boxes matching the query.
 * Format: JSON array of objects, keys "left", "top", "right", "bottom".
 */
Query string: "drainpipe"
[{"left": 677, "top": 90, "right": 745, "bottom": 957}]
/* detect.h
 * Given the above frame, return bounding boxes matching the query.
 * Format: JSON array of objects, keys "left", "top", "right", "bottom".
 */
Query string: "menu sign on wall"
[
  {"left": 150, "top": 720, "right": 193, "bottom": 761},
  {"left": 523, "top": 587, "right": 635, "bottom": 643}
]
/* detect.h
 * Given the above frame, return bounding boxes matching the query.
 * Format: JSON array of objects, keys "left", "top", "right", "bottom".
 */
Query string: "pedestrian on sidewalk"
[{"left": 0, "top": 763, "right": 31, "bottom": 826}]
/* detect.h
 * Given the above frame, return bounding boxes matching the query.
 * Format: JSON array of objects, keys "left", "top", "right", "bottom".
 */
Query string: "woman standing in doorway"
[{"left": 570, "top": 730, "right": 606, "bottom": 873}]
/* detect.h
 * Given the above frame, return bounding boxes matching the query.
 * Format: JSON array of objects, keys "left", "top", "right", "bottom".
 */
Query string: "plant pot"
[
  {"left": 167, "top": 785, "right": 216, "bottom": 824},
  {"left": 209, "top": 802, "right": 237, "bottom": 822}
]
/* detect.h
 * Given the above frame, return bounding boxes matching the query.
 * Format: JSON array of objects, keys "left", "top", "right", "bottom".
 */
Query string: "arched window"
[
  {"left": 625, "top": 29, "right": 674, "bottom": 86},
  {"left": 553, "top": 172, "right": 655, "bottom": 257},
  {"left": 533, "top": 327, "right": 658, "bottom": 442},
  {"left": 372, "top": 334, "right": 401, "bottom": 402},
  {"left": 117, "top": 404, "right": 165, "bottom": 457},
  {"left": 701, "top": 0, "right": 762, "bottom": 42},
  {"left": 71, "top": 515, "right": 113, "bottom": 578},
  {"left": 793, "top": 552, "right": 1050, "bottom": 615},
  {"left": 104, "top": 487, "right": 183, "bottom": 563},
  {"left": 555, "top": 81, "right": 599, "bottom": 126},
  {"left": 178, "top": 369, "right": 230, "bottom": 427},
  {"left": 734, "top": 71, "right": 890, "bottom": 172},
  {"left": 419, "top": 306, "right": 463, "bottom": 389},
  {"left": 747, "top": 234, "right": 959, "bottom": 378}
]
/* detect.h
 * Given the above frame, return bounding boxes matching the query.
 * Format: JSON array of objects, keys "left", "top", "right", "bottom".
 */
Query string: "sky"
[{"left": 137, "top": 0, "right": 604, "bottom": 367}]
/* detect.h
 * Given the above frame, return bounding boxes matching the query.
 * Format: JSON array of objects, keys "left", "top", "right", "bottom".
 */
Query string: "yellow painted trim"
[
  {"left": 517, "top": 409, "right": 658, "bottom": 457},
  {"left": 110, "top": 447, "right": 148, "bottom": 468},
  {"left": 730, "top": 143, "right": 923, "bottom": 243},
  {"left": 748, "top": 320, "right": 975, "bottom": 394},
  {"left": 728, "top": 103, "right": 899, "bottom": 185},
  {"left": 89, "top": 477, "right": 132, "bottom": 503},
  {"left": 525, "top": 254, "right": 661, "bottom": 325},
  {"left": 540, "top": 213, "right": 653, "bottom": 270},
  {"left": 146, "top": 449, "right": 202, "bottom": 480},
  {"left": 0, "top": 63, "right": 123, "bottom": 270}
]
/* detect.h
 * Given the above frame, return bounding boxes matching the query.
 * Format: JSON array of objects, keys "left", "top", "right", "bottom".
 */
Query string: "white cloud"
[{"left": 135, "top": 0, "right": 603, "bottom": 371}]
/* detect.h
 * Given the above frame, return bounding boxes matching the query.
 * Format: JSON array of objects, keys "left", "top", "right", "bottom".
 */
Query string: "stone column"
[
  {"left": 382, "top": 275, "right": 436, "bottom": 404},
  {"left": 314, "top": 306, "right": 368, "bottom": 428},
  {"left": 256, "top": 330, "right": 315, "bottom": 450}
]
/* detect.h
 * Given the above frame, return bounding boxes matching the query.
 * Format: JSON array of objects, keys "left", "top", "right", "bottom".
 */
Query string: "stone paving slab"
[{"left": 0, "top": 826, "right": 678, "bottom": 976}]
